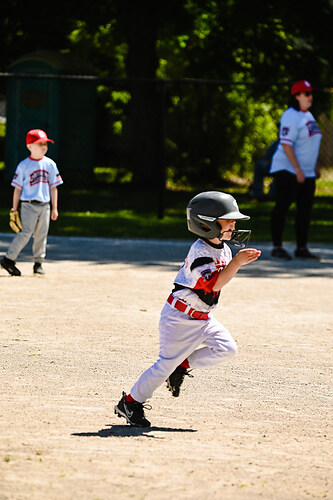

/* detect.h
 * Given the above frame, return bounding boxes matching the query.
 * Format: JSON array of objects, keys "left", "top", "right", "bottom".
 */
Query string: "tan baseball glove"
[{"left": 9, "top": 209, "right": 22, "bottom": 233}]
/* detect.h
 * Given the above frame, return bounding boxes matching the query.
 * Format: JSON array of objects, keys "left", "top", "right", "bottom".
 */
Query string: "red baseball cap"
[
  {"left": 26, "top": 129, "right": 54, "bottom": 145},
  {"left": 291, "top": 80, "right": 312, "bottom": 95}
]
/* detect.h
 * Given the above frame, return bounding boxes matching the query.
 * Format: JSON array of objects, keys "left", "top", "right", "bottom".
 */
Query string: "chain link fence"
[{"left": 0, "top": 72, "right": 332, "bottom": 214}]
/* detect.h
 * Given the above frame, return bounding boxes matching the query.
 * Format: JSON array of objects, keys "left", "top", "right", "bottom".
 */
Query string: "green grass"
[{"left": 0, "top": 169, "right": 332, "bottom": 243}]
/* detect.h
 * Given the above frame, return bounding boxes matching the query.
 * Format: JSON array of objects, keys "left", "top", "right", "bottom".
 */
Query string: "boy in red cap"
[{"left": 1, "top": 129, "right": 63, "bottom": 276}]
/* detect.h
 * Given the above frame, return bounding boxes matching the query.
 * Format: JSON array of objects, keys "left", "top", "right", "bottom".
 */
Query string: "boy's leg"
[
  {"left": 32, "top": 204, "right": 50, "bottom": 263},
  {"left": 129, "top": 304, "right": 206, "bottom": 403},
  {"left": 6, "top": 203, "right": 37, "bottom": 261},
  {"left": 166, "top": 316, "right": 236, "bottom": 397},
  {"left": 187, "top": 315, "right": 237, "bottom": 369}
]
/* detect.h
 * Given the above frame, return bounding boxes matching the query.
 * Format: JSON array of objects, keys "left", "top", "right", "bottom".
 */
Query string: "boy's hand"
[
  {"left": 51, "top": 208, "right": 58, "bottom": 221},
  {"left": 234, "top": 248, "right": 261, "bottom": 266},
  {"left": 213, "top": 247, "right": 261, "bottom": 292}
]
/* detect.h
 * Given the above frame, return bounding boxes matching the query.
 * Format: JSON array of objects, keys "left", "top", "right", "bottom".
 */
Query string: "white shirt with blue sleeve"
[
  {"left": 270, "top": 107, "right": 322, "bottom": 178},
  {"left": 11, "top": 156, "right": 63, "bottom": 202}
]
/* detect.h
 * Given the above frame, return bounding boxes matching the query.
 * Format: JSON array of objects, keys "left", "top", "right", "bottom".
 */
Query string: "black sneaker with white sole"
[
  {"left": 33, "top": 263, "right": 45, "bottom": 274},
  {"left": 114, "top": 392, "right": 151, "bottom": 427},
  {"left": 1, "top": 256, "right": 21, "bottom": 276},
  {"left": 166, "top": 366, "right": 193, "bottom": 397}
]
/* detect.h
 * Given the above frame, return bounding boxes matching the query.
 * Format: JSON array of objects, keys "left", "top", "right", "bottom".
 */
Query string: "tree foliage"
[{"left": 1, "top": 0, "right": 333, "bottom": 184}]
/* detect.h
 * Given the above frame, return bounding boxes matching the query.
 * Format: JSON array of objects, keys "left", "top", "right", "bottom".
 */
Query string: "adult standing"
[{"left": 269, "top": 80, "right": 322, "bottom": 260}]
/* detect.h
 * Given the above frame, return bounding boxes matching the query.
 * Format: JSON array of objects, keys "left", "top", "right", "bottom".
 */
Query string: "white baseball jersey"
[
  {"left": 172, "top": 238, "right": 233, "bottom": 312},
  {"left": 270, "top": 107, "right": 322, "bottom": 177},
  {"left": 11, "top": 156, "right": 63, "bottom": 202}
]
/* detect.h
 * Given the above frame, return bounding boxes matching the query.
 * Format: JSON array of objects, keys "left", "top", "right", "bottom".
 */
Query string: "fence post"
[{"left": 157, "top": 80, "right": 166, "bottom": 219}]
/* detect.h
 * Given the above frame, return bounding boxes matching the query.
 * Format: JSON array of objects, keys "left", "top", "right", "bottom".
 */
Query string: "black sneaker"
[
  {"left": 33, "top": 263, "right": 45, "bottom": 274},
  {"left": 295, "top": 248, "right": 321, "bottom": 261},
  {"left": 1, "top": 256, "right": 21, "bottom": 276},
  {"left": 114, "top": 392, "right": 151, "bottom": 427},
  {"left": 271, "top": 248, "right": 292, "bottom": 261},
  {"left": 166, "top": 366, "right": 193, "bottom": 397}
]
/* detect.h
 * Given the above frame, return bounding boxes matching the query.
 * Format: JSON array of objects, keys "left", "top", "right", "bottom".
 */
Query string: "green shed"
[{"left": 5, "top": 51, "right": 96, "bottom": 185}]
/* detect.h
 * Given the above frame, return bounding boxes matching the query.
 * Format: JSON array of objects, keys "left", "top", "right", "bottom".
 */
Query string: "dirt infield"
[{"left": 0, "top": 234, "right": 332, "bottom": 500}]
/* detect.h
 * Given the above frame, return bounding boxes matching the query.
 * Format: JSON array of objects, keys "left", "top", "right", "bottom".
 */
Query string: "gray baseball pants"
[{"left": 6, "top": 202, "right": 50, "bottom": 263}]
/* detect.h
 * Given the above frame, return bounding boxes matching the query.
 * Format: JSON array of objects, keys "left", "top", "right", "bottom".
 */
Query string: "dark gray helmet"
[{"left": 187, "top": 191, "right": 250, "bottom": 243}]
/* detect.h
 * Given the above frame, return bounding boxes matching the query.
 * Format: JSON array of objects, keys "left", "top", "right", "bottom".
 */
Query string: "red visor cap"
[
  {"left": 26, "top": 129, "right": 54, "bottom": 145},
  {"left": 291, "top": 80, "right": 312, "bottom": 95}
]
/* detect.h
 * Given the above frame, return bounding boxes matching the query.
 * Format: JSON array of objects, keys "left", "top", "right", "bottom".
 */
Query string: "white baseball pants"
[
  {"left": 6, "top": 202, "right": 50, "bottom": 263},
  {"left": 130, "top": 302, "right": 237, "bottom": 403}
]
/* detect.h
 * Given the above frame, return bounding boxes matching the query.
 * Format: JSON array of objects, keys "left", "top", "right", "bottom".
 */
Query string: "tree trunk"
[{"left": 124, "top": 1, "right": 164, "bottom": 188}]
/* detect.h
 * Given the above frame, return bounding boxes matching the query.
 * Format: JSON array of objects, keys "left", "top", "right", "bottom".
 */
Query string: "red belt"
[{"left": 167, "top": 294, "right": 209, "bottom": 320}]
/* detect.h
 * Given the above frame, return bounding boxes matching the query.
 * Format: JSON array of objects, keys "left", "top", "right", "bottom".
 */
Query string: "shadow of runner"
[{"left": 72, "top": 425, "right": 197, "bottom": 438}]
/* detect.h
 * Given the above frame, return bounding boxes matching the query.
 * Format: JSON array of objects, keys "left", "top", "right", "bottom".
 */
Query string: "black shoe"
[
  {"left": 33, "top": 263, "right": 45, "bottom": 274},
  {"left": 114, "top": 392, "right": 151, "bottom": 427},
  {"left": 294, "top": 248, "right": 321, "bottom": 261},
  {"left": 271, "top": 248, "right": 292, "bottom": 261},
  {"left": 166, "top": 366, "right": 193, "bottom": 397},
  {"left": 1, "top": 256, "right": 21, "bottom": 276}
]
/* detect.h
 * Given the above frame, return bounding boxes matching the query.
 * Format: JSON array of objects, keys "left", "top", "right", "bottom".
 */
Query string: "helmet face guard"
[{"left": 220, "top": 229, "right": 251, "bottom": 248}]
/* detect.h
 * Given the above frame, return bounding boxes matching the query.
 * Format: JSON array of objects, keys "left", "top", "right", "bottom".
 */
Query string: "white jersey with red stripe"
[
  {"left": 270, "top": 107, "right": 322, "bottom": 177},
  {"left": 11, "top": 156, "right": 63, "bottom": 203},
  {"left": 171, "top": 238, "right": 232, "bottom": 312}
]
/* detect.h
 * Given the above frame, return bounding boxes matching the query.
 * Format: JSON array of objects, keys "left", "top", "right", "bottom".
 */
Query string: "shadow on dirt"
[
  {"left": 1, "top": 233, "right": 332, "bottom": 278},
  {"left": 72, "top": 425, "right": 197, "bottom": 438}
]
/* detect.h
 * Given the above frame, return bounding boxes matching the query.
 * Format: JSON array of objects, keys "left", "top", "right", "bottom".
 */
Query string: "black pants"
[{"left": 270, "top": 170, "right": 315, "bottom": 248}]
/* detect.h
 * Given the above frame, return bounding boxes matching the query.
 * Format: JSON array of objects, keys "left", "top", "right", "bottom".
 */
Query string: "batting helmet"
[{"left": 186, "top": 191, "right": 250, "bottom": 244}]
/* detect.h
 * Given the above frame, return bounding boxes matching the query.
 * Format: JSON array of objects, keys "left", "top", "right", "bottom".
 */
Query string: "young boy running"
[{"left": 115, "top": 191, "right": 261, "bottom": 426}]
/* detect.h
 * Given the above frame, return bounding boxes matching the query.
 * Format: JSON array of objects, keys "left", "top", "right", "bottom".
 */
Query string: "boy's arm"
[
  {"left": 50, "top": 186, "right": 58, "bottom": 221},
  {"left": 212, "top": 248, "right": 261, "bottom": 292},
  {"left": 12, "top": 187, "right": 22, "bottom": 211}
]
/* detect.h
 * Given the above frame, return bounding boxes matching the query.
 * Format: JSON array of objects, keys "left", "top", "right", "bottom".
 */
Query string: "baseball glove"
[{"left": 9, "top": 209, "right": 22, "bottom": 233}]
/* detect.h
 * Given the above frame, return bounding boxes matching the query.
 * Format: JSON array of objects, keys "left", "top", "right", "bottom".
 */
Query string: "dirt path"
[{"left": 0, "top": 235, "right": 332, "bottom": 499}]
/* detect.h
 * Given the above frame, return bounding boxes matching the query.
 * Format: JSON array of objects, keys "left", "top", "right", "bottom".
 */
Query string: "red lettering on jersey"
[
  {"left": 30, "top": 169, "right": 49, "bottom": 186},
  {"left": 215, "top": 259, "right": 227, "bottom": 268}
]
